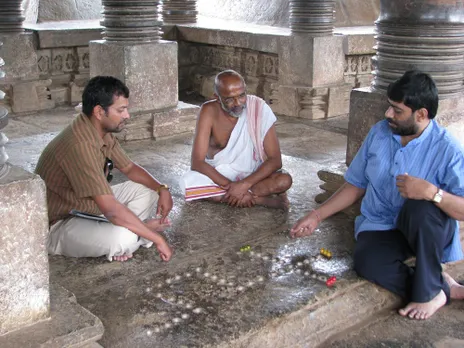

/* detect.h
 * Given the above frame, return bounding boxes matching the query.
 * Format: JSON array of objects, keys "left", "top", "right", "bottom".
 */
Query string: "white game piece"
[
  {"left": 256, "top": 253, "right": 262, "bottom": 258},
  {"left": 145, "top": 287, "right": 151, "bottom": 293},
  {"left": 165, "top": 322, "right": 172, "bottom": 329},
  {"left": 185, "top": 272, "right": 192, "bottom": 278},
  {"left": 304, "top": 271, "right": 310, "bottom": 276},
  {"left": 250, "top": 251, "right": 255, "bottom": 256},
  {"left": 237, "top": 286, "right": 245, "bottom": 292},
  {"left": 177, "top": 299, "right": 184, "bottom": 305},
  {"left": 168, "top": 296, "right": 176, "bottom": 302},
  {"left": 211, "top": 275, "right": 218, "bottom": 281},
  {"left": 195, "top": 267, "right": 202, "bottom": 273},
  {"left": 257, "top": 276, "right": 265, "bottom": 282},
  {"left": 185, "top": 303, "right": 193, "bottom": 309},
  {"left": 227, "top": 282, "right": 234, "bottom": 287},
  {"left": 181, "top": 313, "right": 190, "bottom": 320},
  {"left": 204, "top": 272, "right": 210, "bottom": 277},
  {"left": 193, "top": 307, "right": 203, "bottom": 314},
  {"left": 172, "top": 317, "right": 182, "bottom": 324},
  {"left": 295, "top": 269, "right": 302, "bottom": 274},
  {"left": 156, "top": 293, "right": 162, "bottom": 298},
  {"left": 271, "top": 272, "right": 278, "bottom": 277},
  {"left": 311, "top": 273, "right": 317, "bottom": 279},
  {"left": 303, "top": 259, "right": 310, "bottom": 264},
  {"left": 296, "top": 262, "right": 303, "bottom": 267},
  {"left": 146, "top": 330, "right": 153, "bottom": 336},
  {"left": 165, "top": 278, "right": 172, "bottom": 284},
  {"left": 218, "top": 279, "right": 226, "bottom": 285},
  {"left": 246, "top": 281, "right": 254, "bottom": 287},
  {"left": 175, "top": 275, "right": 181, "bottom": 281},
  {"left": 262, "top": 255, "right": 269, "bottom": 261},
  {"left": 154, "top": 327, "right": 161, "bottom": 333}
]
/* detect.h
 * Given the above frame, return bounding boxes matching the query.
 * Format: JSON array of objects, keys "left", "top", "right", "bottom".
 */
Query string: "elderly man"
[
  {"left": 181, "top": 70, "right": 292, "bottom": 208},
  {"left": 291, "top": 70, "right": 464, "bottom": 319},
  {"left": 35, "top": 76, "right": 173, "bottom": 262}
]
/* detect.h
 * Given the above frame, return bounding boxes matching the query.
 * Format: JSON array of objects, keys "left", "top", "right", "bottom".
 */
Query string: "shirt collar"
[
  {"left": 78, "top": 113, "right": 113, "bottom": 149},
  {"left": 392, "top": 119, "right": 435, "bottom": 147}
]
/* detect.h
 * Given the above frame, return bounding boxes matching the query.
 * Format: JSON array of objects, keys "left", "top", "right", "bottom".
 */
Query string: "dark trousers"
[{"left": 353, "top": 199, "right": 455, "bottom": 303}]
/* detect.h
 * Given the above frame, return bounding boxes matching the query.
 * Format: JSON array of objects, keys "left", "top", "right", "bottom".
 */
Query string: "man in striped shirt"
[
  {"left": 35, "top": 76, "right": 173, "bottom": 262},
  {"left": 291, "top": 70, "right": 464, "bottom": 319}
]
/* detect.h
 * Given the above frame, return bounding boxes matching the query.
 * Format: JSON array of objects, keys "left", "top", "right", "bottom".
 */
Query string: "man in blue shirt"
[{"left": 291, "top": 70, "right": 464, "bottom": 320}]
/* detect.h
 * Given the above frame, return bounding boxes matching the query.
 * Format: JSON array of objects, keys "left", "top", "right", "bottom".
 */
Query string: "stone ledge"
[{"left": 0, "top": 283, "right": 104, "bottom": 348}]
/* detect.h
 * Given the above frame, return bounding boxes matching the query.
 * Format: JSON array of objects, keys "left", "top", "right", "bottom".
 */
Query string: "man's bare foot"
[
  {"left": 398, "top": 290, "right": 447, "bottom": 320},
  {"left": 255, "top": 193, "right": 289, "bottom": 210},
  {"left": 443, "top": 272, "right": 464, "bottom": 300},
  {"left": 146, "top": 218, "right": 171, "bottom": 232},
  {"left": 113, "top": 254, "right": 133, "bottom": 262}
]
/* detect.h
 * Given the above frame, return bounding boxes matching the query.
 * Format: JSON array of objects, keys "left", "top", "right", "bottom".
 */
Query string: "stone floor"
[{"left": 4, "top": 107, "right": 464, "bottom": 347}]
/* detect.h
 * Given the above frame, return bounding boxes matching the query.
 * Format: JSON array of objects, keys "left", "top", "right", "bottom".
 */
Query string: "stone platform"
[{"left": 3, "top": 108, "right": 464, "bottom": 347}]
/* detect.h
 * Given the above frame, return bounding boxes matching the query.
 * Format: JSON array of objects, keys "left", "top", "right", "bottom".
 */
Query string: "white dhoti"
[
  {"left": 180, "top": 95, "right": 277, "bottom": 201},
  {"left": 48, "top": 181, "right": 158, "bottom": 261}
]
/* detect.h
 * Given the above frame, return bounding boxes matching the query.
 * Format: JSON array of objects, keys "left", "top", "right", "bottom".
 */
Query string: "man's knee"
[
  {"left": 353, "top": 247, "right": 379, "bottom": 281},
  {"left": 109, "top": 226, "right": 139, "bottom": 251},
  {"left": 275, "top": 173, "right": 292, "bottom": 192},
  {"left": 398, "top": 199, "right": 447, "bottom": 231}
]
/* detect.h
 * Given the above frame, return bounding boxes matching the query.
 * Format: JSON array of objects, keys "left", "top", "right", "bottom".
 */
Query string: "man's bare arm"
[
  {"left": 191, "top": 104, "right": 230, "bottom": 187},
  {"left": 93, "top": 194, "right": 172, "bottom": 261},
  {"left": 119, "top": 161, "right": 163, "bottom": 191}
]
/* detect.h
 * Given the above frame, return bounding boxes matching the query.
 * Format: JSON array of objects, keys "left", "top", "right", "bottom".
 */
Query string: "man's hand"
[
  {"left": 237, "top": 192, "right": 256, "bottom": 208},
  {"left": 223, "top": 181, "right": 251, "bottom": 206},
  {"left": 396, "top": 173, "right": 436, "bottom": 200},
  {"left": 156, "top": 189, "right": 173, "bottom": 223},
  {"left": 155, "top": 237, "right": 173, "bottom": 261},
  {"left": 290, "top": 211, "right": 320, "bottom": 238}
]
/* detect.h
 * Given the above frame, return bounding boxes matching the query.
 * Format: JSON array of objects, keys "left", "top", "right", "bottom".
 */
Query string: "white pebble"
[
  {"left": 237, "top": 286, "right": 245, "bottom": 292},
  {"left": 295, "top": 269, "right": 302, "bottom": 274},
  {"left": 249, "top": 251, "right": 255, "bottom": 256},
  {"left": 311, "top": 274, "right": 317, "bottom": 279},
  {"left": 257, "top": 276, "right": 265, "bottom": 282},
  {"left": 165, "top": 322, "right": 172, "bottom": 329},
  {"left": 227, "top": 282, "right": 235, "bottom": 287},
  {"left": 154, "top": 327, "right": 161, "bottom": 333},
  {"left": 304, "top": 271, "right": 310, "bottom": 276},
  {"left": 156, "top": 283, "right": 163, "bottom": 288},
  {"left": 175, "top": 275, "right": 181, "bottom": 281},
  {"left": 195, "top": 267, "right": 202, "bottom": 273},
  {"left": 318, "top": 275, "right": 328, "bottom": 282},
  {"left": 156, "top": 293, "right": 162, "bottom": 298},
  {"left": 203, "top": 272, "right": 210, "bottom": 277},
  {"left": 146, "top": 330, "right": 153, "bottom": 336},
  {"left": 297, "top": 262, "right": 303, "bottom": 267},
  {"left": 193, "top": 307, "right": 203, "bottom": 314},
  {"left": 165, "top": 278, "right": 172, "bottom": 284},
  {"left": 303, "top": 259, "right": 310, "bottom": 264},
  {"left": 256, "top": 253, "right": 262, "bottom": 258},
  {"left": 181, "top": 313, "right": 190, "bottom": 320},
  {"left": 211, "top": 275, "right": 218, "bottom": 281},
  {"left": 185, "top": 303, "right": 193, "bottom": 309},
  {"left": 218, "top": 279, "right": 226, "bottom": 285},
  {"left": 145, "top": 287, "right": 151, "bottom": 293},
  {"left": 168, "top": 296, "right": 176, "bottom": 302},
  {"left": 172, "top": 317, "right": 182, "bottom": 324},
  {"left": 262, "top": 255, "right": 269, "bottom": 261},
  {"left": 185, "top": 272, "right": 192, "bottom": 278},
  {"left": 177, "top": 299, "right": 184, "bottom": 305},
  {"left": 271, "top": 272, "right": 277, "bottom": 277},
  {"left": 246, "top": 281, "right": 254, "bottom": 287}
]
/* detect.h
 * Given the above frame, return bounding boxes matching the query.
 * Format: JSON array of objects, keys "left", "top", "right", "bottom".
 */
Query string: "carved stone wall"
[
  {"left": 178, "top": 41, "right": 279, "bottom": 102},
  {"left": 344, "top": 54, "right": 374, "bottom": 88}
]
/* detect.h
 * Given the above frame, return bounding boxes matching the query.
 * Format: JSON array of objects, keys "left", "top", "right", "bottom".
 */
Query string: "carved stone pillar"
[
  {"left": 162, "top": 0, "right": 197, "bottom": 24},
  {"left": 0, "top": 43, "right": 8, "bottom": 179},
  {"left": 372, "top": 0, "right": 464, "bottom": 98},
  {"left": 101, "top": 0, "right": 162, "bottom": 42},
  {"left": 91, "top": 0, "right": 200, "bottom": 141},
  {"left": 289, "top": 0, "right": 335, "bottom": 36},
  {"left": 0, "top": 0, "right": 24, "bottom": 33}
]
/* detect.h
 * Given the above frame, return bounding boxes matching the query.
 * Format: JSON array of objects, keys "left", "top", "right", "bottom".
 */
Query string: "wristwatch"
[
  {"left": 432, "top": 188, "right": 443, "bottom": 204},
  {"left": 156, "top": 184, "right": 169, "bottom": 193}
]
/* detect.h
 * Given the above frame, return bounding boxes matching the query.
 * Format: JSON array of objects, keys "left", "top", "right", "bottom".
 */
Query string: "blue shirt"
[{"left": 345, "top": 119, "right": 464, "bottom": 262}]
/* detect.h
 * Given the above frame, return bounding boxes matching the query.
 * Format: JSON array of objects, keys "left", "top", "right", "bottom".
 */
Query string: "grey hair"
[{"left": 213, "top": 70, "right": 246, "bottom": 95}]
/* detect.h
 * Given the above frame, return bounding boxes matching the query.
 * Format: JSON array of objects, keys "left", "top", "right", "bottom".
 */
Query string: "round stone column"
[
  {"left": 162, "top": 0, "right": 197, "bottom": 24},
  {"left": 289, "top": 0, "right": 335, "bottom": 36},
  {"left": 0, "top": 42, "right": 9, "bottom": 178},
  {"left": 0, "top": 0, "right": 24, "bottom": 33},
  {"left": 101, "top": 0, "right": 162, "bottom": 42},
  {"left": 372, "top": 0, "right": 464, "bottom": 97}
]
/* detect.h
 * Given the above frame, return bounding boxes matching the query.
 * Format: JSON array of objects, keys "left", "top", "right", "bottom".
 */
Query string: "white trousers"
[{"left": 48, "top": 181, "right": 158, "bottom": 261}]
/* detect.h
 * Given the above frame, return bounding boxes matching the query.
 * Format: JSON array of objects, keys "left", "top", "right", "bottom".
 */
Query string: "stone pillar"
[
  {"left": 347, "top": 0, "right": 464, "bottom": 164},
  {"left": 0, "top": 1, "right": 54, "bottom": 114},
  {"left": 271, "top": 0, "right": 351, "bottom": 120},
  {"left": 0, "top": 42, "right": 8, "bottom": 179},
  {"left": 290, "top": 0, "right": 335, "bottom": 36},
  {"left": 91, "top": 0, "right": 199, "bottom": 141},
  {"left": 0, "top": 0, "right": 25, "bottom": 33},
  {"left": 372, "top": 0, "right": 464, "bottom": 98},
  {"left": 162, "top": 0, "right": 197, "bottom": 24}
]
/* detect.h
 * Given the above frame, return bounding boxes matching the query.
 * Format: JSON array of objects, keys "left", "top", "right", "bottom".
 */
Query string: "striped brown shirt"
[{"left": 35, "top": 113, "right": 131, "bottom": 224}]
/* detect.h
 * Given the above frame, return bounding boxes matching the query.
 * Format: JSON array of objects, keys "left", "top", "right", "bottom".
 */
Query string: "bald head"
[{"left": 214, "top": 70, "right": 246, "bottom": 96}]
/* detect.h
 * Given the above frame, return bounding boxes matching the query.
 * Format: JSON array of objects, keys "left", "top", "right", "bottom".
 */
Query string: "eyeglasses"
[
  {"left": 104, "top": 157, "right": 113, "bottom": 183},
  {"left": 220, "top": 92, "right": 247, "bottom": 105}
]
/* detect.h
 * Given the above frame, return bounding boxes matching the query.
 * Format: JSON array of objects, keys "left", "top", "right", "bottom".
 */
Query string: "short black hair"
[
  {"left": 82, "top": 76, "right": 129, "bottom": 117},
  {"left": 387, "top": 70, "right": 439, "bottom": 119}
]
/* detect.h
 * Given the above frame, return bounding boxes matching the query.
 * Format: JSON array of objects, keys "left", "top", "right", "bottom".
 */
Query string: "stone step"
[{"left": 0, "top": 284, "right": 104, "bottom": 348}]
